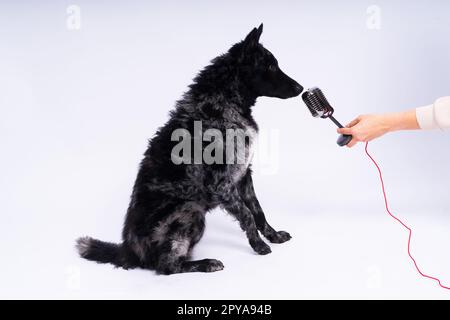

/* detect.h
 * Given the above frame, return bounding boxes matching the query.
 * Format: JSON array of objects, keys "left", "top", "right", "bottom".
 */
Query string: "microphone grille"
[{"left": 301, "top": 87, "right": 334, "bottom": 118}]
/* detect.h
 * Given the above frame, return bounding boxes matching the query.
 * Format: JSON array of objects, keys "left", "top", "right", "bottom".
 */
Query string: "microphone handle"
[
  {"left": 329, "top": 115, "right": 344, "bottom": 128},
  {"left": 328, "top": 115, "right": 353, "bottom": 147}
]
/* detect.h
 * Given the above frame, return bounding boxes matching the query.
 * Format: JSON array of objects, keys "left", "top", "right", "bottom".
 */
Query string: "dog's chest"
[{"left": 230, "top": 126, "right": 258, "bottom": 182}]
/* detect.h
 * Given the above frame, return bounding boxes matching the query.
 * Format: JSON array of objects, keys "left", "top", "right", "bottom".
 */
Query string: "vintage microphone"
[{"left": 302, "top": 87, "right": 352, "bottom": 147}]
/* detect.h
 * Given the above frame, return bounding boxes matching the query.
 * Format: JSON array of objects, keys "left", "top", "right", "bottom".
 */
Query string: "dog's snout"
[{"left": 294, "top": 84, "right": 303, "bottom": 96}]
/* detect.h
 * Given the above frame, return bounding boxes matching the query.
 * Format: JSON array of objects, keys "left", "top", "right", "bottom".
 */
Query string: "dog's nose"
[{"left": 294, "top": 84, "right": 304, "bottom": 96}]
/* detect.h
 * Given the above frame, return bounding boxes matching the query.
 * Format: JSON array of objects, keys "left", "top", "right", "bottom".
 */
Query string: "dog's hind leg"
[
  {"left": 238, "top": 170, "right": 291, "bottom": 244},
  {"left": 151, "top": 202, "right": 224, "bottom": 275},
  {"left": 155, "top": 243, "right": 224, "bottom": 275},
  {"left": 221, "top": 187, "right": 272, "bottom": 255},
  {"left": 179, "top": 259, "right": 224, "bottom": 273}
]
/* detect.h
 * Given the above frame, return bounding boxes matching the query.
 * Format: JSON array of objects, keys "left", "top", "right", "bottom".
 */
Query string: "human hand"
[{"left": 337, "top": 114, "right": 391, "bottom": 148}]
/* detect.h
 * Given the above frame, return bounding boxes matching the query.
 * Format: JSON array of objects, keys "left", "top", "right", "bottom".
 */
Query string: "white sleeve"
[{"left": 416, "top": 96, "right": 450, "bottom": 130}]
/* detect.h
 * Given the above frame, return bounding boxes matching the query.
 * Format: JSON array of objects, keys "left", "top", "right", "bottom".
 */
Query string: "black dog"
[{"left": 76, "top": 24, "right": 303, "bottom": 274}]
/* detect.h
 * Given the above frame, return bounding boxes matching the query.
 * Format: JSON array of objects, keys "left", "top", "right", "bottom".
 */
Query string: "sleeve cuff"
[
  {"left": 434, "top": 96, "right": 450, "bottom": 130},
  {"left": 416, "top": 104, "right": 436, "bottom": 130}
]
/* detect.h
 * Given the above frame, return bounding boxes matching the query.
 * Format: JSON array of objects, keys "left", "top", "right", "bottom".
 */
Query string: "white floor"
[{"left": 2, "top": 209, "right": 450, "bottom": 300}]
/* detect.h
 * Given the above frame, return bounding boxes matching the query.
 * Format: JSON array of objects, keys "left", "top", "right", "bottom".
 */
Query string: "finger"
[
  {"left": 346, "top": 118, "right": 360, "bottom": 128},
  {"left": 337, "top": 127, "right": 353, "bottom": 135},
  {"left": 347, "top": 139, "right": 358, "bottom": 148}
]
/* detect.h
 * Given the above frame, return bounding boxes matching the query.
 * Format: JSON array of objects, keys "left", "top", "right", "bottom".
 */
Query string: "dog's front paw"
[
  {"left": 265, "top": 230, "right": 292, "bottom": 244},
  {"left": 250, "top": 240, "right": 271, "bottom": 255}
]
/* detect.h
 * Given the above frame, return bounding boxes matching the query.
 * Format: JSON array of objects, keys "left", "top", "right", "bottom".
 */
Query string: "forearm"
[{"left": 385, "top": 109, "right": 420, "bottom": 133}]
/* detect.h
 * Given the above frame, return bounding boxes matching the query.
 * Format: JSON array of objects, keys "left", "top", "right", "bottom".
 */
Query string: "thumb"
[{"left": 337, "top": 127, "right": 353, "bottom": 135}]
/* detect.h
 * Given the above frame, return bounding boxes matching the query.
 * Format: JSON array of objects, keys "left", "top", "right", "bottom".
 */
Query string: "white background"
[{"left": 1, "top": 0, "right": 450, "bottom": 299}]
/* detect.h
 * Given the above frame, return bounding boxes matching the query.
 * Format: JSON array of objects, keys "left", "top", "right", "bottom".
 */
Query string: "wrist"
[{"left": 382, "top": 113, "right": 398, "bottom": 133}]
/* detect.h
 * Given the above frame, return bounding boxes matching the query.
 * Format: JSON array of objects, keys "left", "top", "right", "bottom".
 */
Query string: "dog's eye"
[{"left": 268, "top": 64, "right": 277, "bottom": 72}]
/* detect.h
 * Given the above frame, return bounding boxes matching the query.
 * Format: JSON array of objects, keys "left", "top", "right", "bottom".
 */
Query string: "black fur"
[{"left": 76, "top": 24, "right": 302, "bottom": 274}]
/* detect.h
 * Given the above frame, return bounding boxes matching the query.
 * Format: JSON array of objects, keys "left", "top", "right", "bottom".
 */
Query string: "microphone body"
[{"left": 302, "top": 87, "right": 352, "bottom": 147}]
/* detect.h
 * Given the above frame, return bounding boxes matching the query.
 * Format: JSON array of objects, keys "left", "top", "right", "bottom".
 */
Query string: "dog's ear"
[
  {"left": 256, "top": 23, "right": 263, "bottom": 39},
  {"left": 243, "top": 23, "right": 263, "bottom": 50}
]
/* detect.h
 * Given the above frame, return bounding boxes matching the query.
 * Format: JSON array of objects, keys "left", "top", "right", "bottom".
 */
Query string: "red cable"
[{"left": 365, "top": 141, "right": 450, "bottom": 290}]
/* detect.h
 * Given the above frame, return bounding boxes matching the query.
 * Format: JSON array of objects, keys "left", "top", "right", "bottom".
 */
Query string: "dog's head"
[{"left": 232, "top": 24, "right": 303, "bottom": 99}]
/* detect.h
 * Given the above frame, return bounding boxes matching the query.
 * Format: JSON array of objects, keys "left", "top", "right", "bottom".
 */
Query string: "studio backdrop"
[{"left": 1, "top": 0, "right": 449, "bottom": 299}]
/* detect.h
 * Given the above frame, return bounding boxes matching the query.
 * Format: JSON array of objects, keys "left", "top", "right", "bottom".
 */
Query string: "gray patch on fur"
[{"left": 171, "top": 239, "right": 190, "bottom": 256}]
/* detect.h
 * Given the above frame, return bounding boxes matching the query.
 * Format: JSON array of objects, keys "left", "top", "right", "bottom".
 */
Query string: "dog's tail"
[{"left": 76, "top": 236, "right": 134, "bottom": 268}]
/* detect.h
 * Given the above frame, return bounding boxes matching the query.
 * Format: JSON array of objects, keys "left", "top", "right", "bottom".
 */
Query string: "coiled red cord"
[{"left": 365, "top": 141, "right": 450, "bottom": 290}]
